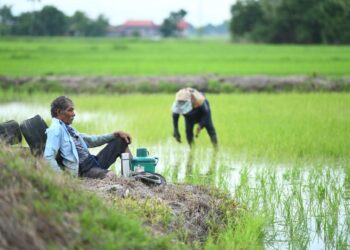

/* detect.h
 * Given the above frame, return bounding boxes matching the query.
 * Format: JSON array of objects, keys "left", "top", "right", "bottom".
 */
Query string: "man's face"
[{"left": 57, "top": 103, "right": 75, "bottom": 125}]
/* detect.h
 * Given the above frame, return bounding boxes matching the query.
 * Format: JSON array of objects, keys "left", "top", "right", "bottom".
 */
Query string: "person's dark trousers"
[
  {"left": 96, "top": 137, "right": 128, "bottom": 169},
  {"left": 80, "top": 137, "right": 128, "bottom": 179},
  {"left": 185, "top": 119, "right": 217, "bottom": 146},
  {"left": 185, "top": 119, "right": 195, "bottom": 145},
  {"left": 204, "top": 118, "right": 218, "bottom": 146},
  {"left": 185, "top": 116, "right": 217, "bottom": 147},
  {"left": 202, "top": 100, "right": 217, "bottom": 146}
]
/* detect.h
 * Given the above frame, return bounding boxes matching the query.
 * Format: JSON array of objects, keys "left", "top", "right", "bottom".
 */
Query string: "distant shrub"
[
  {"left": 157, "top": 82, "right": 180, "bottom": 93},
  {"left": 136, "top": 83, "right": 158, "bottom": 93},
  {"left": 21, "top": 81, "right": 64, "bottom": 94},
  {"left": 207, "top": 80, "right": 221, "bottom": 93},
  {"left": 221, "top": 82, "right": 242, "bottom": 93},
  {"left": 1, "top": 77, "right": 349, "bottom": 94}
]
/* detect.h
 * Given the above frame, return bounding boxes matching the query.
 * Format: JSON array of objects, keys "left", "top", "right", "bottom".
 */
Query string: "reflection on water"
[
  {"left": 0, "top": 102, "right": 127, "bottom": 131},
  {"left": 0, "top": 102, "right": 50, "bottom": 120},
  {"left": 149, "top": 143, "right": 350, "bottom": 250}
]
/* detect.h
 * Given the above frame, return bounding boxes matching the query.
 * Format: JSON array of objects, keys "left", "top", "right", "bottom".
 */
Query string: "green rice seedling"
[
  {"left": 216, "top": 163, "right": 230, "bottom": 193},
  {"left": 228, "top": 164, "right": 350, "bottom": 249},
  {"left": 1, "top": 92, "right": 349, "bottom": 164}
]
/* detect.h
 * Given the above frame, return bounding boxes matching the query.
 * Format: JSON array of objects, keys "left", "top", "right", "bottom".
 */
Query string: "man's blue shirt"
[{"left": 44, "top": 118, "right": 114, "bottom": 176}]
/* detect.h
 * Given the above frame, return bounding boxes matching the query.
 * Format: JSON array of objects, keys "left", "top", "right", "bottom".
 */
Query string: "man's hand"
[
  {"left": 195, "top": 125, "right": 202, "bottom": 138},
  {"left": 114, "top": 131, "right": 132, "bottom": 144},
  {"left": 173, "top": 130, "right": 181, "bottom": 143}
]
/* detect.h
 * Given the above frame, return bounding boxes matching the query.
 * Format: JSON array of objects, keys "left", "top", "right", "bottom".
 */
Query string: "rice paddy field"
[
  {"left": 0, "top": 37, "right": 350, "bottom": 76},
  {"left": 1, "top": 37, "right": 350, "bottom": 249},
  {"left": 0, "top": 92, "right": 349, "bottom": 249}
]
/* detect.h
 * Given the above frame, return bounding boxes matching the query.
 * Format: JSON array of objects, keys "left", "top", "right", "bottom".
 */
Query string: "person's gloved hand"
[
  {"left": 195, "top": 125, "right": 202, "bottom": 138},
  {"left": 173, "top": 130, "right": 181, "bottom": 143}
]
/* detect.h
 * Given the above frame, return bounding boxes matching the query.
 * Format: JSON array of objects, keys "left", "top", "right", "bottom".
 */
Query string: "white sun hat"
[{"left": 175, "top": 88, "right": 192, "bottom": 101}]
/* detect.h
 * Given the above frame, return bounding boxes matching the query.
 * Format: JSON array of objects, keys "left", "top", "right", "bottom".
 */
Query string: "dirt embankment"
[
  {"left": 81, "top": 176, "right": 235, "bottom": 244},
  {"left": 0, "top": 146, "right": 235, "bottom": 249},
  {"left": 1, "top": 75, "right": 350, "bottom": 92}
]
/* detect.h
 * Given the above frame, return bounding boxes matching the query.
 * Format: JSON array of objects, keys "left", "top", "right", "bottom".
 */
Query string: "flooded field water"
[
  {"left": 1, "top": 102, "right": 349, "bottom": 249},
  {"left": 152, "top": 144, "right": 350, "bottom": 249}
]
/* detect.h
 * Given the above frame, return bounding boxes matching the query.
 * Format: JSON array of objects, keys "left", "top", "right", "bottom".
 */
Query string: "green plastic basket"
[{"left": 130, "top": 157, "right": 158, "bottom": 173}]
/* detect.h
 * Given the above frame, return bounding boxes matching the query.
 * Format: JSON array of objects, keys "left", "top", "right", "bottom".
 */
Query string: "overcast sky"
[{"left": 1, "top": 0, "right": 235, "bottom": 27}]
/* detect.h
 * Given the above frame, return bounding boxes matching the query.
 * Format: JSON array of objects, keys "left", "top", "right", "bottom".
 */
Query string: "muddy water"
[{"left": 1, "top": 102, "right": 349, "bottom": 250}]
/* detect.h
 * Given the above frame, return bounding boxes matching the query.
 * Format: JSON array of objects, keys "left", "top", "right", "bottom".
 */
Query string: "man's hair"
[{"left": 50, "top": 96, "right": 73, "bottom": 117}]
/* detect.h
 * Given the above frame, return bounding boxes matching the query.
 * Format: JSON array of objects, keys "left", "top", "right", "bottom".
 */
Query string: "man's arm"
[
  {"left": 81, "top": 133, "right": 115, "bottom": 148},
  {"left": 81, "top": 130, "right": 131, "bottom": 148},
  {"left": 44, "top": 127, "right": 63, "bottom": 173},
  {"left": 172, "top": 113, "right": 181, "bottom": 142}
]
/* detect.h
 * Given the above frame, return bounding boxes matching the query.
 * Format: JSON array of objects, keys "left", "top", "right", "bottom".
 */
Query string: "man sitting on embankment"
[{"left": 44, "top": 96, "right": 132, "bottom": 179}]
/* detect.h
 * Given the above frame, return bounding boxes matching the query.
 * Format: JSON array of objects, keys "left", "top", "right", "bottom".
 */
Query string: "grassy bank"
[
  {"left": 0, "top": 37, "right": 350, "bottom": 76},
  {"left": 0, "top": 147, "right": 174, "bottom": 249}
]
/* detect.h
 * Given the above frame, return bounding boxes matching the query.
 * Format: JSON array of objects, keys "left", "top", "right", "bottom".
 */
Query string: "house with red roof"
[
  {"left": 108, "top": 20, "right": 159, "bottom": 38},
  {"left": 176, "top": 20, "right": 195, "bottom": 37},
  {"left": 107, "top": 19, "right": 195, "bottom": 38}
]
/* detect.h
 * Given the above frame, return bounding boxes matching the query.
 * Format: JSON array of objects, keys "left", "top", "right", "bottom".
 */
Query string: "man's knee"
[{"left": 113, "top": 136, "right": 128, "bottom": 150}]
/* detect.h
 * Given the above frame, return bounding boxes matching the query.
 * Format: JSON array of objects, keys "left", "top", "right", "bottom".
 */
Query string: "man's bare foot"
[{"left": 105, "top": 171, "right": 117, "bottom": 179}]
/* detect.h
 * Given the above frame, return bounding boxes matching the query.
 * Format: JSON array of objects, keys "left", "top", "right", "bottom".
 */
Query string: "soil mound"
[
  {"left": 82, "top": 176, "right": 235, "bottom": 243},
  {"left": 0, "top": 146, "right": 236, "bottom": 248}
]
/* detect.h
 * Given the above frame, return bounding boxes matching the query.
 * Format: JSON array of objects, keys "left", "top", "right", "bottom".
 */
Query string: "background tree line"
[
  {"left": 0, "top": 5, "right": 109, "bottom": 36},
  {"left": 160, "top": 9, "right": 187, "bottom": 37},
  {"left": 230, "top": 0, "right": 350, "bottom": 44}
]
